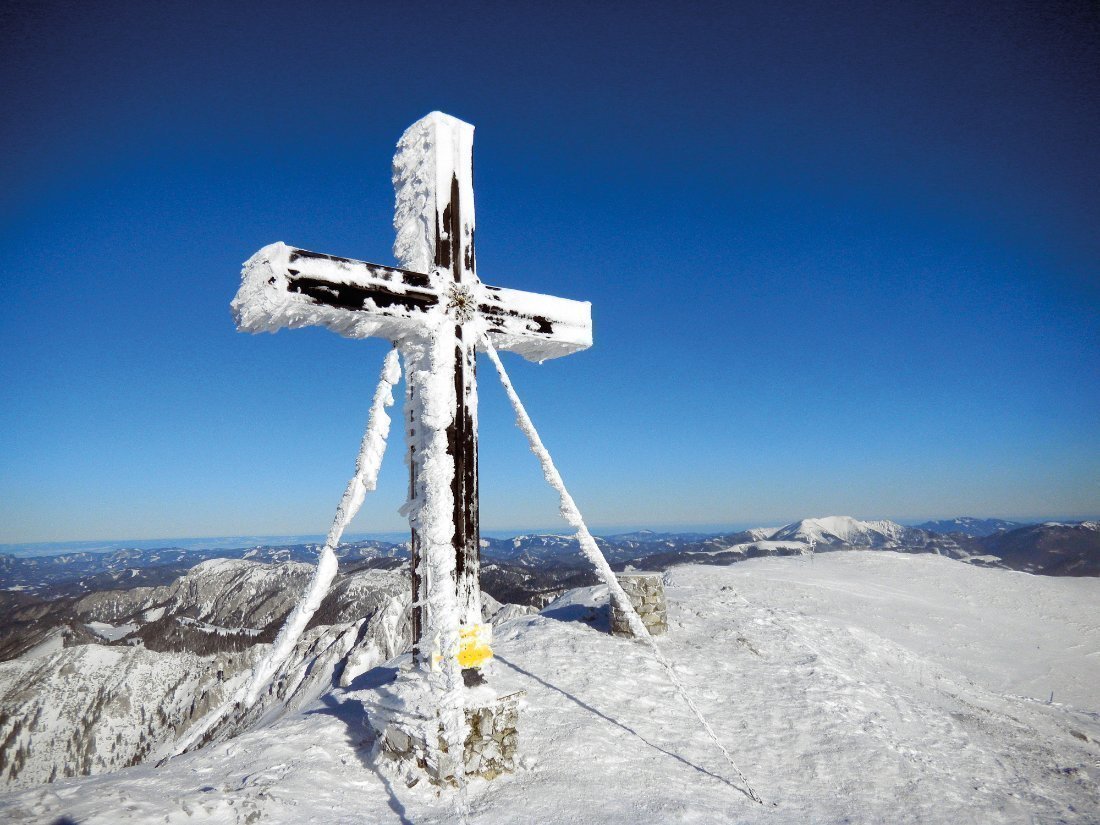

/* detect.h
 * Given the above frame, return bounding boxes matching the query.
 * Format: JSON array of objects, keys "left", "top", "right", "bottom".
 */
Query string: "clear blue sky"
[{"left": 1, "top": 1, "right": 1097, "bottom": 544}]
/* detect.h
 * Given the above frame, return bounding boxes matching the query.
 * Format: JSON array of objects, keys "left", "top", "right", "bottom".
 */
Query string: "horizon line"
[{"left": 3, "top": 513, "right": 1098, "bottom": 554}]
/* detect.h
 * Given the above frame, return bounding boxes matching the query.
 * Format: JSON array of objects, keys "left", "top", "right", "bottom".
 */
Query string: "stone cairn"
[{"left": 611, "top": 572, "right": 668, "bottom": 637}]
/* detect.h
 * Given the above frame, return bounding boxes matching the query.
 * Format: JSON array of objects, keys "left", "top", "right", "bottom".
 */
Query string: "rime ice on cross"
[
  {"left": 225, "top": 113, "right": 759, "bottom": 800},
  {"left": 231, "top": 112, "right": 592, "bottom": 681}
]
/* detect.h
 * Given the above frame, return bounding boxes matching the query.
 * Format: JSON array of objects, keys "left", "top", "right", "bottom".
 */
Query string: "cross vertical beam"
[
  {"left": 395, "top": 114, "right": 482, "bottom": 667},
  {"left": 441, "top": 175, "right": 482, "bottom": 636}
]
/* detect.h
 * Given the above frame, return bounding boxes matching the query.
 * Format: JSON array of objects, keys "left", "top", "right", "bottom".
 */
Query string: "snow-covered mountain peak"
[
  {"left": 771, "top": 516, "right": 909, "bottom": 546},
  {"left": 745, "top": 526, "right": 781, "bottom": 541}
]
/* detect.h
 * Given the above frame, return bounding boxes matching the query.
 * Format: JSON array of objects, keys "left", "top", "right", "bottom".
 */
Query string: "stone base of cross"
[{"left": 358, "top": 664, "right": 525, "bottom": 786}]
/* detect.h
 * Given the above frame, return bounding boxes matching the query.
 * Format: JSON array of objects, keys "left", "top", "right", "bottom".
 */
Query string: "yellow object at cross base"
[{"left": 457, "top": 622, "right": 493, "bottom": 669}]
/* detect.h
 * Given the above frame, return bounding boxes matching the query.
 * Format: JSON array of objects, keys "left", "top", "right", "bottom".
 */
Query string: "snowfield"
[{"left": 2, "top": 551, "right": 1097, "bottom": 823}]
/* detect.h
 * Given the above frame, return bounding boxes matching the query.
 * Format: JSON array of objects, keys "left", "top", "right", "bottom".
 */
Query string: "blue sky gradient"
[{"left": 1, "top": 1, "right": 1097, "bottom": 543}]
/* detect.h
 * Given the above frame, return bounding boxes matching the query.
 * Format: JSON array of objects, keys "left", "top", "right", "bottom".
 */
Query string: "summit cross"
[
  {"left": 232, "top": 112, "right": 592, "bottom": 679},
  {"left": 220, "top": 112, "right": 756, "bottom": 800}
]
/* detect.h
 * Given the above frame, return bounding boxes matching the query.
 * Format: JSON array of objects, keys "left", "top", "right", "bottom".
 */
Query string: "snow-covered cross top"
[{"left": 232, "top": 112, "right": 591, "bottom": 681}]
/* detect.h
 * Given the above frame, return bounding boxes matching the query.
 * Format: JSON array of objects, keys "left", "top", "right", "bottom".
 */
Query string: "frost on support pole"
[
  {"left": 229, "top": 112, "right": 592, "bottom": 784},
  {"left": 392, "top": 113, "right": 483, "bottom": 669}
]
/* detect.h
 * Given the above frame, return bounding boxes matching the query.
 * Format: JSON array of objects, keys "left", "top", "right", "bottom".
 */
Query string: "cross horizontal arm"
[
  {"left": 233, "top": 242, "right": 592, "bottom": 361},
  {"left": 479, "top": 284, "right": 591, "bottom": 362},
  {"left": 232, "top": 242, "right": 439, "bottom": 342}
]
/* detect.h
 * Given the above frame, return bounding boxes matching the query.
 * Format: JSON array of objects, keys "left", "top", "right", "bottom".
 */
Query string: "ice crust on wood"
[
  {"left": 232, "top": 112, "right": 592, "bottom": 363},
  {"left": 393, "top": 111, "right": 475, "bottom": 277},
  {"left": 232, "top": 240, "right": 592, "bottom": 362},
  {"left": 400, "top": 331, "right": 470, "bottom": 787},
  {"left": 479, "top": 284, "right": 592, "bottom": 363},
  {"left": 231, "top": 242, "right": 434, "bottom": 342},
  {"left": 392, "top": 111, "right": 591, "bottom": 363}
]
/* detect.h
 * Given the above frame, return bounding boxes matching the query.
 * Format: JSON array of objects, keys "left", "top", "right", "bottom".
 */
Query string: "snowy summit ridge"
[{"left": 771, "top": 515, "right": 910, "bottom": 547}]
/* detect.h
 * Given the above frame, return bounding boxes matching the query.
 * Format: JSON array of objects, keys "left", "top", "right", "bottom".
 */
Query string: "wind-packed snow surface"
[
  {"left": 10, "top": 551, "right": 1097, "bottom": 823},
  {"left": 483, "top": 336, "right": 761, "bottom": 801}
]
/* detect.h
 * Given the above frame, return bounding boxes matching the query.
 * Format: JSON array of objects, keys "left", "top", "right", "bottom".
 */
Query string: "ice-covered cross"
[
  {"left": 217, "top": 114, "right": 755, "bottom": 798},
  {"left": 231, "top": 112, "right": 592, "bottom": 682}
]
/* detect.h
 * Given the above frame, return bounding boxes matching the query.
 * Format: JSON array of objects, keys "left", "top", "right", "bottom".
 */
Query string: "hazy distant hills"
[
  {"left": 0, "top": 540, "right": 406, "bottom": 596},
  {"left": 915, "top": 517, "right": 1025, "bottom": 537},
  {"left": 3, "top": 518, "right": 1099, "bottom": 602},
  {"left": 975, "top": 521, "right": 1100, "bottom": 576}
]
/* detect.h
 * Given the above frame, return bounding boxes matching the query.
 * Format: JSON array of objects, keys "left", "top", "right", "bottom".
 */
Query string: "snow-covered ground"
[
  {"left": 3, "top": 552, "right": 1097, "bottom": 823},
  {"left": 86, "top": 621, "right": 139, "bottom": 641}
]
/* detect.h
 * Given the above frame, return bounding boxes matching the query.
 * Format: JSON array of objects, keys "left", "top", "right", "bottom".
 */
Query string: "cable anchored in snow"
[
  {"left": 482, "top": 334, "right": 763, "bottom": 804},
  {"left": 164, "top": 347, "right": 402, "bottom": 760}
]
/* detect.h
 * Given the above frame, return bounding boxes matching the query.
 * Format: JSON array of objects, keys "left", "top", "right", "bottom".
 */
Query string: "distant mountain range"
[
  {"left": 1, "top": 515, "right": 1097, "bottom": 791},
  {"left": 0, "top": 540, "right": 407, "bottom": 596},
  {"left": 975, "top": 521, "right": 1099, "bottom": 576},
  {"left": 914, "top": 517, "right": 1026, "bottom": 537},
  {"left": 3, "top": 517, "right": 1098, "bottom": 603}
]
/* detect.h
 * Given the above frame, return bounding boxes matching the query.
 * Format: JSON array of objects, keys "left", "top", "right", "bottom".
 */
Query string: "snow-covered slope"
[
  {"left": 4, "top": 552, "right": 1096, "bottom": 823},
  {"left": 0, "top": 561, "right": 411, "bottom": 789},
  {"left": 73, "top": 557, "right": 318, "bottom": 630}
]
